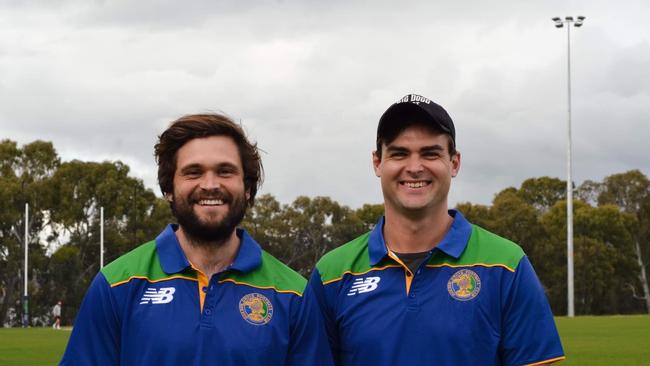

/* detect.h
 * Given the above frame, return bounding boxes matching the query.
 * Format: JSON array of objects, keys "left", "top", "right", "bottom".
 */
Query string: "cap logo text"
[{"left": 396, "top": 94, "right": 431, "bottom": 105}]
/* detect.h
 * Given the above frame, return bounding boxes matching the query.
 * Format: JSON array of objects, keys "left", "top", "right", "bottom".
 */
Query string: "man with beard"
[{"left": 61, "top": 114, "right": 333, "bottom": 366}]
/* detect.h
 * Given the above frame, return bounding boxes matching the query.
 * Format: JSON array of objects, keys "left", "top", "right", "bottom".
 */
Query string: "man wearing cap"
[
  {"left": 307, "top": 94, "right": 565, "bottom": 365},
  {"left": 61, "top": 113, "right": 333, "bottom": 366}
]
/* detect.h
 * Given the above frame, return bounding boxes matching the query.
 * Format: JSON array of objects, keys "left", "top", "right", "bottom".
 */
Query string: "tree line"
[{"left": 1, "top": 139, "right": 648, "bottom": 326}]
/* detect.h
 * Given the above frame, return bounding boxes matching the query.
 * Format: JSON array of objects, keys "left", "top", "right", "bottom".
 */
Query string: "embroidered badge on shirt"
[
  {"left": 239, "top": 293, "right": 273, "bottom": 325},
  {"left": 447, "top": 269, "right": 481, "bottom": 301}
]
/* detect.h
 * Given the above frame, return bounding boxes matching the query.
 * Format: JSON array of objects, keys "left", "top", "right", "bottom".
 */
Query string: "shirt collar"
[
  {"left": 229, "top": 229, "right": 263, "bottom": 273},
  {"left": 368, "top": 209, "right": 473, "bottom": 266},
  {"left": 156, "top": 224, "right": 262, "bottom": 274},
  {"left": 156, "top": 224, "right": 190, "bottom": 274}
]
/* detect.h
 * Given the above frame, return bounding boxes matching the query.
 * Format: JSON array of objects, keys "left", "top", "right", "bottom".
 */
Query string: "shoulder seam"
[
  {"left": 218, "top": 278, "right": 303, "bottom": 296},
  {"left": 426, "top": 263, "right": 516, "bottom": 273},
  {"left": 110, "top": 275, "right": 197, "bottom": 288}
]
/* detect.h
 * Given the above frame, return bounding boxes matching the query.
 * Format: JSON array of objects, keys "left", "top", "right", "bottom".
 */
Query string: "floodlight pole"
[
  {"left": 100, "top": 207, "right": 104, "bottom": 269},
  {"left": 552, "top": 15, "right": 585, "bottom": 318},
  {"left": 23, "top": 203, "right": 29, "bottom": 327},
  {"left": 566, "top": 20, "right": 575, "bottom": 319}
]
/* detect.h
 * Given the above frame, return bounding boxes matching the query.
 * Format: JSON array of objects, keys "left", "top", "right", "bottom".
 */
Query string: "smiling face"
[
  {"left": 170, "top": 135, "right": 249, "bottom": 245},
  {"left": 373, "top": 125, "right": 460, "bottom": 218}
]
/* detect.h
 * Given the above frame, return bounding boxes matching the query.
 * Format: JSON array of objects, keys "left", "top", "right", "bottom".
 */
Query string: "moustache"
[{"left": 190, "top": 189, "right": 232, "bottom": 203}]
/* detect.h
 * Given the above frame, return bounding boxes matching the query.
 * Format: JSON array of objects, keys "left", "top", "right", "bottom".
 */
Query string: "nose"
[
  {"left": 199, "top": 171, "right": 221, "bottom": 190},
  {"left": 405, "top": 155, "right": 424, "bottom": 175}
]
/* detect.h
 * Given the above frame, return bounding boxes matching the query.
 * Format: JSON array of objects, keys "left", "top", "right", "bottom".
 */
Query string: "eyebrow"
[
  {"left": 179, "top": 163, "right": 202, "bottom": 171},
  {"left": 420, "top": 145, "right": 445, "bottom": 152},
  {"left": 385, "top": 146, "right": 410, "bottom": 153},
  {"left": 386, "top": 144, "right": 445, "bottom": 153},
  {"left": 178, "top": 162, "right": 240, "bottom": 173}
]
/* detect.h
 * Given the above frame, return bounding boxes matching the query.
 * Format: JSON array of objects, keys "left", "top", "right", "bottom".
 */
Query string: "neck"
[
  {"left": 383, "top": 206, "right": 453, "bottom": 253},
  {"left": 176, "top": 227, "right": 240, "bottom": 280}
]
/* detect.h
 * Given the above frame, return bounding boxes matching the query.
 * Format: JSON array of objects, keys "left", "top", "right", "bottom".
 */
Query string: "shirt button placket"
[
  {"left": 200, "top": 280, "right": 219, "bottom": 327},
  {"left": 406, "top": 269, "right": 420, "bottom": 310}
]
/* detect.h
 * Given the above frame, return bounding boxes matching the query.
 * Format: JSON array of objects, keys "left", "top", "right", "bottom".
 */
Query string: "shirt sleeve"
[
  {"left": 284, "top": 277, "right": 335, "bottom": 366},
  {"left": 60, "top": 272, "right": 120, "bottom": 366},
  {"left": 500, "top": 256, "right": 565, "bottom": 366},
  {"left": 306, "top": 269, "right": 342, "bottom": 366}
]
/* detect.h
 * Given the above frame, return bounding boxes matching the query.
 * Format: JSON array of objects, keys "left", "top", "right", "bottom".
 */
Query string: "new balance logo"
[
  {"left": 139, "top": 287, "right": 176, "bottom": 304},
  {"left": 347, "top": 277, "right": 381, "bottom": 296}
]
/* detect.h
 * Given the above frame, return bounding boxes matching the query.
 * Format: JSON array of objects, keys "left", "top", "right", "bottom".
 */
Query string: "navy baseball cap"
[{"left": 377, "top": 94, "right": 455, "bottom": 145}]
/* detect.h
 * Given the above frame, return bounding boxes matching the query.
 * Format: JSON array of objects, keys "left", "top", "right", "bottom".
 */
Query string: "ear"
[
  {"left": 165, "top": 193, "right": 173, "bottom": 202},
  {"left": 372, "top": 151, "right": 382, "bottom": 177},
  {"left": 450, "top": 151, "right": 461, "bottom": 178},
  {"left": 245, "top": 190, "right": 251, "bottom": 201}
]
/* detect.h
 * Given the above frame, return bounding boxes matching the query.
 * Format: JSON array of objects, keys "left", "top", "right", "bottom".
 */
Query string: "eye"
[
  {"left": 183, "top": 168, "right": 202, "bottom": 178},
  {"left": 218, "top": 166, "right": 237, "bottom": 177},
  {"left": 422, "top": 150, "right": 442, "bottom": 159},
  {"left": 389, "top": 151, "right": 408, "bottom": 159}
]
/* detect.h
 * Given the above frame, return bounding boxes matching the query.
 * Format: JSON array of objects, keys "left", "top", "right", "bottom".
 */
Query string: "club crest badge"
[
  {"left": 239, "top": 293, "right": 273, "bottom": 325},
  {"left": 447, "top": 269, "right": 481, "bottom": 301}
]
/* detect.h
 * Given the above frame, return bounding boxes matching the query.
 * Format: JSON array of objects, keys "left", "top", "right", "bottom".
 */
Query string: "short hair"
[
  {"left": 154, "top": 113, "right": 263, "bottom": 206},
  {"left": 375, "top": 114, "right": 457, "bottom": 160}
]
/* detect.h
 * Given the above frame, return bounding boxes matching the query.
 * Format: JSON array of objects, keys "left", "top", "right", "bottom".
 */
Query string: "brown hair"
[{"left": 154, "top": 113, "right": 263, "bottom": 206}]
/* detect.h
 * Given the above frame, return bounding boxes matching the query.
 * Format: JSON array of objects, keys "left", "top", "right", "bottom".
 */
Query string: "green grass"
[
  {"left": 0, "top": 316, "right": 649, "bottom": 365},
  {"left": 0, "top": 327, "right": 70, "bottom": 365},
  {"left": 556, "top": 315, "right": 650, "bottom": 366}
]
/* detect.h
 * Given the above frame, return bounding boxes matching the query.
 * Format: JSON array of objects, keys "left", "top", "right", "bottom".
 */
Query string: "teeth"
[
  {"left": 198, "top": 199, "right": 224, "bottom": 205},
  {"left": 405, "top": 182, "right": 426, "bottom": 188}
]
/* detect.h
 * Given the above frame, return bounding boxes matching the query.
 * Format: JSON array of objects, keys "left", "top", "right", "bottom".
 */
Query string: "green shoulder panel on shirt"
[
  {"left": 315, "top": 232, "right": 373, "bottom": 284},
  {"left": 220, "top": 250, "right": 307, "bottom": 296},
  {"left": 428, "top": 225, "right": 525, "bottom": 271},
  {"left": 101, "top": 240, "right": 196, "bottom": 286}
]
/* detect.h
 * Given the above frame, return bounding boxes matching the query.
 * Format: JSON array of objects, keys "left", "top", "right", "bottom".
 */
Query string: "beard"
[{"left": 171, "top": 188, "right": 247, "bottom": 247}]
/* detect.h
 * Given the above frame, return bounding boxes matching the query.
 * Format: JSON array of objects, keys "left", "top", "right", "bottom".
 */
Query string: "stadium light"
[{"left": 551, "top": 15, "right": 586, "bottom": 318}]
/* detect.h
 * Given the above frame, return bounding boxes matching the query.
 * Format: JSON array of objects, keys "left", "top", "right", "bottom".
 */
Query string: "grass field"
[
  {"left": 556, "top": 315, "right": 650, "bottom": 365},
  {"left": 0, "top": 327, "right": 70, "bottom": 365},
  {"left": 0, "top": 315, "right": 649, "bottom": 365}
]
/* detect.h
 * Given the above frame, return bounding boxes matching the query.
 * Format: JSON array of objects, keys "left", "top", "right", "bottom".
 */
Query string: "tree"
[
  {"left": 574, "top": 204, "right": 639, "bottom": 314},
  {"left": 597, "top": 170, "right": 650, "bottom": 313},
  {"left": 43, "top": 160, "right": 173, "bottom": 320},
  {"left": 576, "top": 179, "right": 603, "bottom": 206},
  {"left": 242, "top": 195, "right": 369, "bottom": 277},
  {"left": 279, "top": 196, "right": 363, "bottom": 276},
  {"left": 518, "top": 177, "right": 566, "bottom": 213},
  {"left": 490, "top": 188, "right": 545, "bottom": 262},
  {"left": 0, "top": 139, "right": 60, "bottom": 326},
  {"left": 354, "top": 203, "right": 384, "bottom": 231},
  {"left": 540, "top": 201, "right": 641, "bottom": 314},
  {"left": 242, "top": 194, "right": 292, "bottom": 264},
  {"left": 455, "top": 202, "right": 492, "bottom": 230}
]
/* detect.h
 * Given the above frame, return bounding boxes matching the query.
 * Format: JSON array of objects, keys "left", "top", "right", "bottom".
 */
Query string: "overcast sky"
[{"left": 2, "top": 0, "right": 649, "bottom": 209}]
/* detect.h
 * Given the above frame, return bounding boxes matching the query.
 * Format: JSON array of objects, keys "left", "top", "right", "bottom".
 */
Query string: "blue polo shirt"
[
  {"left": 61, "top": 225, "right": 333, "bottom": 366},
  {"left": 308, "top": 210, "right": 564, "bottom": 366}
]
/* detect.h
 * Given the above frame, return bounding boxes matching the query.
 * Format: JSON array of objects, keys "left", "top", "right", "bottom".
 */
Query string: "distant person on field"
[
  {"left": 60, "top": 113, "right": 333, "bottom": 366},
  {"left": 52, "top": 301, "right": 61, "bottom": 329}
]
